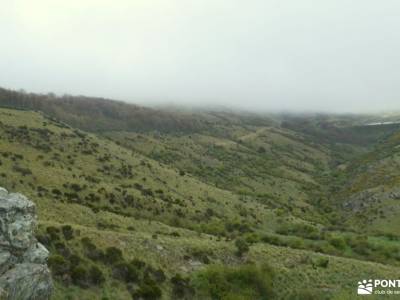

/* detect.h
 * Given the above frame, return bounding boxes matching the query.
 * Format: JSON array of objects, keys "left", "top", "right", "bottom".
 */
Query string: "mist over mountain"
[{"left": 2, "top": 1, "right": 400, "bottom": 113}]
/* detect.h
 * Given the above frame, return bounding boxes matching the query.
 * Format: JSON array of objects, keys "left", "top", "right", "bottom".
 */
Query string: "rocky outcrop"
[
  {"left": 342, "top": 187, "right": 400, "bottom": 212},
  {"left": 0, "top": 187, "right": 52, "bottom": 300}
]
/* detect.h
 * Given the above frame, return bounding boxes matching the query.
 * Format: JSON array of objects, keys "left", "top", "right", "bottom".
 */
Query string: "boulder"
[
  {"left": 0, "top": 192, "right": 36, "bottom": 251},
  {"left": 0, "top": 264, "right": 52, "bottom": 300},
  {"left": 0, "top": 188, "right": 52, "bottom": 300}
]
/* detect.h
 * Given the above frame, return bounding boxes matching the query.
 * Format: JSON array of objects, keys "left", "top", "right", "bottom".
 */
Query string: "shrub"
[
  {"left": 69, "top": 254, "right": 82, "bottom": 268},
  {"left": 313, "top": 257, "right": 329, "bottom": 268},
  {"left": 277, "top": 224, "right": 321, "bottom": 240},
  {"left": 244, "top": 233, "right": 260, "bottom": 244},
  {"left": 51, "top": 189, "right": 62, "bottom": 196},
  {"left": 258, "top": 146, "right": 266, "bottom": 153},
  {"left": 37, "top": 234, "right": 51, "bottom": 247},
  {"left": 81, "top": 238, "right": 104, "bottom": 261},
  {"left": 261, "top": 234, "right": 284, "bottom": 246},
  {"left": 89, "top": 265, "right": 105, "bottom": 285},
  {"left": 112, "top": 262, "right": 139, "bottom": 283},
  {"left": 71, "top": 265, "right": 89, "bottom": 288},
  {"left": 347, "top": 236, "right": 370, "bottom": 256},
  {"left": 131, "top": 278, "right": 162, "bottom": 300},
  {"left": 309, "top": 241, "right": 337, "bottom": 256},
  {"left": 48, "top": 255, "right": 68, "bottom": 276},
  {"left": 190, "top": 249, "right": 211, "bottom": 264},
  {"left": 193, "top": 264, "right": 274, "bottom": 300},
  {"left": 54, "top": 241, "right": 71, "bottom": 258},
  {"left": 12, "top": 165, "right": 32, "bottom": 176},
  {"left": 62, "top": 225, "right": 74, "bottom": 240},
  {"left": 171, "top": 274, "right": 194, "bottom": 299},
  {"left": 384, "top": 233, "right": 399, "bottom": 241},
  {"left": 88, "top": 248, "right": 105, "bottom": 261},
  {"left": 131, "top": 258, "right": 146, "bottom": 269},
  {"left": 148, "top": 268, "right": 166, "bottom": 283},
  {"left": 104, "top": 247, "right": 123, "bottom": 264},
  {"left": 46, "top": 226, "right": 60, "bottom": 241},
  {"left": 234, "top": 238, "right": 250, "bottom": 257},
  {"left": 328, "top": 236, "right": 346, "bottom": 250},
  {"left": 287, "top": 237, "right": 306, "bottom": 249}
]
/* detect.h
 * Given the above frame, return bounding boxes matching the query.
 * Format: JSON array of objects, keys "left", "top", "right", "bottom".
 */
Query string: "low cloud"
[{"left": 1, "top": 0, "right": 400, "bottom": 113}]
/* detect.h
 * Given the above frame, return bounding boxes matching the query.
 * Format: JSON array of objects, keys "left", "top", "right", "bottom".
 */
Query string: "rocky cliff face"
[{"left": 0, "top": 187, "right": 52, "bottom": 300}]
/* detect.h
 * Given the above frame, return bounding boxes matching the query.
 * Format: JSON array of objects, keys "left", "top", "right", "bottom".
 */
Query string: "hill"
[
  {"left": 0, "top": 87, "right": 274, "bottom": 133},
  {"left": 0, "top": 92, "right": 400, "bottom": 299}
]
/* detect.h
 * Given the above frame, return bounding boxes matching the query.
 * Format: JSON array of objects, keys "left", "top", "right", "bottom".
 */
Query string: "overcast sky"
[{"left": 1, "top": 1, "right": 400, "bottom": 112}]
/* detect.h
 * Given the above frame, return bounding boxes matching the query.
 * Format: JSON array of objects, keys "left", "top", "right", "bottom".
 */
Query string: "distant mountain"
[{"left": 0, "top": 87, "right": 275, "bottom": 134}]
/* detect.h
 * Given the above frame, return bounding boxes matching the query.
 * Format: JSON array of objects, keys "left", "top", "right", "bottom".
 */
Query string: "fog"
[{"left": 1, "top": 1, "right": 400, "bottom": 113}]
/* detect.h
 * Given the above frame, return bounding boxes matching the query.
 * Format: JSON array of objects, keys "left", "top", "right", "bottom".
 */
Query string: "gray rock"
[
  {"left": 342, "top": 186, "right": 400, "bottom": 213},
  {"left": 0, "top": 192, "right": 36, "bottom": 250},
  {"left": 0, "top": 264, "right": 52, "bottom": 300},
  {"left": 0, "top": 252, "right": 14, "bottom": 275},
  {"left": 23, "top": 243, "right": 49, "bottom": 265},
  {"left": 0, "top": 188, "right": 52, "bottom": 300},
  {"left": 0, "top": 188, "right": 8, "bottom": 198}
]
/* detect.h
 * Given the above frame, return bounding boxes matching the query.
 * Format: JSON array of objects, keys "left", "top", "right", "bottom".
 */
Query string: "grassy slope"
[
  {"left": 278, "top": 114, "right": 400, "bottom": 235},
  {"left": 0, "top": 108, "right": 277, "bottom": 234},
  {"left": 104, "top": 125, "right": 331, "bottom": 225},
  {"left": 1, "top": 107, "right": 400, "bottom": 299},
  {"left": 333, "top": 129, "right": 400, "bottom": 235},
  {"left": 42, "top": 199, "right": 400, "bottom": 300}
]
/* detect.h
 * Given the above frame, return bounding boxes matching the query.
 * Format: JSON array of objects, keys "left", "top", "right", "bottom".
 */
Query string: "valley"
[{"left": 0, "top": 89, "right": 400, "bottom": 299}]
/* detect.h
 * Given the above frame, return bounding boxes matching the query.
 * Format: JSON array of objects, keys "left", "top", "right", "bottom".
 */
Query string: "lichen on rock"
[{"left": 0, "top": 187, "right": 52, "bottom": 300}]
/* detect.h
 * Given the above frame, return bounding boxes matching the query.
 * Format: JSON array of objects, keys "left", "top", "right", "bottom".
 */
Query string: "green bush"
[
  {"left": 104, "top": 246, "right": 123, "bottom": 264},
  {"left": 190, "top": 249, "right": 211, "bottom": 264},
  {"left": 61, "top": 225, "right": 74, "bottom": 240},
  {"left": 69, "top": 254, "right": 82, "bottom": 268},
  {"left": 328, "top": 236, "right": 346, "bottom": 250},
  {"left": 48, "top": 255, "right": 69, "bottom": 276},
  {"left": 89, "top": 265, "right": 105, "bottom": 285},
  {"left": 234, "top": 238, "right": 250, "bottom": 257},
  {"left": 313, "top": 256, "right": 329, "bottom": 268},
  {"left": 277, "top": 224, "right": 321, "bottom": 240},
  {"left": 347, "top": 236, "right": 370, "bottom": 256},
  {"left": 171, "top": 274, "right": 194, "bottom": 299},
  {"left": 112, "top": 261, "right": 139, "bottom": 283},
  {"left": 258, "top": 146, "right": 266, "bottom": 153},
  {"left": 383, "top": 232, "right": 399, "bottom": 241},
  {"left": 131, "top": 278, "right": 162, "bottom": 300},
  {"left": 261, "top": 234, "right": 284, "bottom": 246},
  {"left": 131, "top": 258, "right": 146, "bottom": 269},
  {"left": 287, "top": 237, "right": 306, "bottom": 249},
  {"left": 46, "top": 226, "right": 60, "bottom": 241},
  {"left": 146, "top": 267, "right": 166, "bottom": 283},
  {"left": 192, "top": 264, "right": 274, "bottom": 300},
  {"left": 71, "top": 265, "right": 89, "bottom": 288},
  {"left": 244, "top": 233, "right": 260, "bottom": 244},
  {"left": 81, "top": 239, "right": 105, "bottom": 261},
  {"left": 36, "top": 234, "right": 51, "bottom": 248},
  {"left": 317, "top": 242, "right": 337, "bottom": 255}
]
